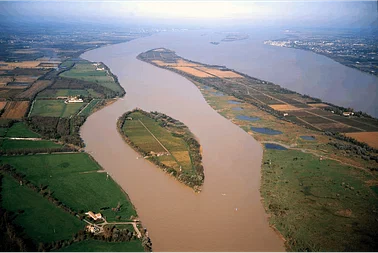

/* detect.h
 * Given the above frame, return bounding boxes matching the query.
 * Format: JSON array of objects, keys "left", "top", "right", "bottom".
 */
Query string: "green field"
[
  {"left": 37, "top": 89, "right": 89, "bottom": 98},
  {"left": 78, "top": 99, "right": 101, "bottom": 117},
  {"left": 1, "top": 175, "right": 84, "bottom": 243},
  {"left": 60, "top": 61, "right": 122, "bottom": 93},
  {"left": 6, "top": 122, "right": 40, "bottom": 138},
  {"left": 57, "top": 239, "right": 144, "bottom": 252},
  {"left": 261, "top": 149, "right": 378, "bottom": 251},
  {"left": 0, "top": 153, "right": 137, "bottom": 222},
  {"left": 122, "top": 111, "right": 192, "bottom": 170},
  {"left": 0, "top": 128, "right": 7, "bottom": 137},
  {"left": 30, "top": 100, "right": 85, "bottom": 117},
  {"left": 0, "top": 139, "right": 62, "bottom": 151}
]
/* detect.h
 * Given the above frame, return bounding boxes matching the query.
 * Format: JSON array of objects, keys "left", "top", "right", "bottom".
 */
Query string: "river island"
[{"left": 117, "top": 109, "right": 204, "bottom": 192}]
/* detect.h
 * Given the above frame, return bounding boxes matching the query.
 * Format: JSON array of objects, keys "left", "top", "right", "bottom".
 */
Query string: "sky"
[{"left": 0, "top": 1, "right": 377, "bottom": 28}]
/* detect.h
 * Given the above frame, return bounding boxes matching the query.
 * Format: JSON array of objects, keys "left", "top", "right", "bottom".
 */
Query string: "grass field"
[
  {"left": 261, "top": 149, "right": 378, "bottom": 251},
  {"left": 122, "top": 111, "right": 192, "bottom": 171},
  {"left": 37, "top": 89, "right": 89, "bottom": 98},
  {"left": 1, "top": 175, "right": 84, "bottom": 243},
  {"left": 6, "top": 122, "right": 40, "bottom": 138},
  {"left": 30, "top": 100, "right": 85, "bottom": 117},
  {"left": 0, "top": 153, "right": 137, "bottom": 222},
  {"left": 60, "top": 61, "right": 122, "bottom": 93},
  {"left": 0, "top": 139, "right": 62, "bottom": 151},
  {"left": 78, "top": 99, "right": 101, "bottom": 117},
  {"left": 57, "top": 239, "right": 144, "bottom": 252}
]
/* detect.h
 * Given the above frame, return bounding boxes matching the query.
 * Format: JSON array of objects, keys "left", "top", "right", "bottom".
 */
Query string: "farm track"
[{"left": 137, "top": 119, "right": 170, "bottom": 155}]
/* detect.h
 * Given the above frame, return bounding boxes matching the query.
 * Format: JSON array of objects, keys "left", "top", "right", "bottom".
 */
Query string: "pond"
[
  {"left": 211, "top": 91, "right": 225, "bottom": 96},
  {"left": 236, "top": 115, "right": 260, "bottom": 122},
  {"left": 228, "top": 100, "right": 242, "bottom": 104},
  {"left": 250, "top": 127, "right": 282, "bottom": 135},
  {"left": 264, "top": 143, "right": 287, "bottom": 150},
  {"left": 300, "top": 136, "right": 316, "bottom": 141},
  {"left": 232, "top": 107, "right": 243, "bottom": 111}
]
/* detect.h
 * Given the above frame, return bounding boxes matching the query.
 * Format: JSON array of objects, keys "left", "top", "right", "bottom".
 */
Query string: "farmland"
[
  {"left": 1, "top": 175, "right": 85, "bottom": 243},
  {"left": 118, "top": 109, "right": 204, "bottom": 191},
  {"left": 261, "top": 149, "right": 378, "bottom": 251},
  {"left": 0, "top": 153, "right": 137, "bottom": 222},
  {"left": 1, "top": 101, "right": 29, "bottom": 119},
  {"left": 0, "top": 139, "right": 62, "bottom": 151},
  {"left": 139, "top": 48, "right": 378, "bottom": 251},
  {"left": 60, "top": 61, "right": 123, "bottom": 94},
  {"left": 30, "top": 100, "right": 85, "bottom": 118},
  {"left": 6, "top": 122, "right": 40, "bottom": 138},
  {"left": 138, "top": 48, "right": 378, "bottom": 140},
  {"left": 346, "top": 132, "right": 378, "bottom": 149},
  {"left": 0, "top": 24, "right": 150, "bottom": 252}
]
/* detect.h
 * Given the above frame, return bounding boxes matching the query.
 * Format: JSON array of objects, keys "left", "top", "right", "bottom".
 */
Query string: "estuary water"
[{"left": 81, "top": 30, "right": 377, "bottom": 251}]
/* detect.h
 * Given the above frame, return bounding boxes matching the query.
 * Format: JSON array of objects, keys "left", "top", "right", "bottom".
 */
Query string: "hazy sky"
[{"left": 1, "top": 1, "right": 377, "bottom": 28}]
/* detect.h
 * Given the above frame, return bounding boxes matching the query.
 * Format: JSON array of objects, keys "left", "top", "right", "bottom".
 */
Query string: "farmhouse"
[
  {"left": 342, "top": 112, "right": 354, "bottom": 117},
  {"left": 65, "top": 96, "right": 83, "bottom": 104},
  {"left": 85, "top": 211, "right": 103, "bottom": 221}
]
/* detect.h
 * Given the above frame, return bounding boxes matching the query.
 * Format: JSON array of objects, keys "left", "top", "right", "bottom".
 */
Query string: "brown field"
[
  {"left": 0, "top": 61, "right": 41, "bottom": 70},
  {"left": 161, "top": 160, "right": 177, "bottom": 167},
  {"left": 16, "top": 80, "right": 52, "bottom": 99},
  {"left": 197, "top": 67, "right": 243, "bottom": 78},
  {"left": 314, "top": 122, "right": 353, "bottom": 131},
  {"left": 38, "top": 63, "right": 59, "bottom": 68},
  {"left": 0, "top": 102, "right": 7, "bottom": 110},
  {"left": 1, "top": 101, "right": 29, "bottom": 119},
  {"left": 308, "top": 103, "right": 330, "bottom": 108},
  {"left": 0, "top": 89, "right": 24, "bottom": 98},
  {"left": 346, "top": 132, "right": 378, "bottom": 149},
  {"left": 152, "top": 59, "right": 200, "bottom": 67},
  {"left": 171, "top": 151, "right": 191, "bottom": 164},
  {"left": 14, "top": 76, "right": 39, "bottom": 83},
  {"left": 0, "top": 76, "right": 13, "bottom": 86},
  {"left": 269, "top": 104, "right": 300, "bottom": 111},
  {"left": 173, "top": 67, "right": 213, "bottom": 77},
  {"left": 5, "top": 85, "right": 26, "bottom": 90}
]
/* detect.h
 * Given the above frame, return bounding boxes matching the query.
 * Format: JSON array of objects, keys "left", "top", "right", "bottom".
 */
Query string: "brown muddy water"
[
  {"left": 81, "top": 29, "right": 378, "bottom": 251},
  {"left": 81, "top": 31, "right": 286, "bottom": 251}
]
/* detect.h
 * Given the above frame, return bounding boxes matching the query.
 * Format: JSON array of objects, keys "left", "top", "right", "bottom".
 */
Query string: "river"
[{"left": 81, "top": 30, "right": 377, "bottom": 251}]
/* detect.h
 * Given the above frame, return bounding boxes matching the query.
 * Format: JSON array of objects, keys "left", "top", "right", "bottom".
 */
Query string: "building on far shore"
[{"left": 342, "top": 112, "right": 354, "bottom": 117}]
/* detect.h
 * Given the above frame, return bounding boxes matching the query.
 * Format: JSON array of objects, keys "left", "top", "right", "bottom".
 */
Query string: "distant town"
[{"left": 265, "top": 29, "right": 378, "bottom": 76}]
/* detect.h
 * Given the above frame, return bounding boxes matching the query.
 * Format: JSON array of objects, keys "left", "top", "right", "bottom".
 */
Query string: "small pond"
[
  {"left": 232, "top": 107, "right": 243, "bottom": 111},
  {"left": 264, "top": 143, "right": 287, "bottom": 150},
  {"left": 211, "top": 91, "right": 225, "bottom": 96},
  {"left": 250, "top": 127, "right": 282, "bottom": 135},
  {"left": 236, "top": 115, "right": 260, "bottom": 122},
  {"left": 228, "top": 100, "right": 242, "bottom": 104}
]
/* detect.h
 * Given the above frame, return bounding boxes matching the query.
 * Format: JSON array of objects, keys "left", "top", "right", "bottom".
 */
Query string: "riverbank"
[
  {"left": 137, "top": 48, "right": 378, "bottom": 251},
  {"left": 117, "top": 109, "right": 204, "bottom": 192}
]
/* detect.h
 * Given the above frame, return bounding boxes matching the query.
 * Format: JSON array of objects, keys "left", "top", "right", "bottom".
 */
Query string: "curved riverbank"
[{"left": 80, "top": 32, "right": 285, "bottom": 251}]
